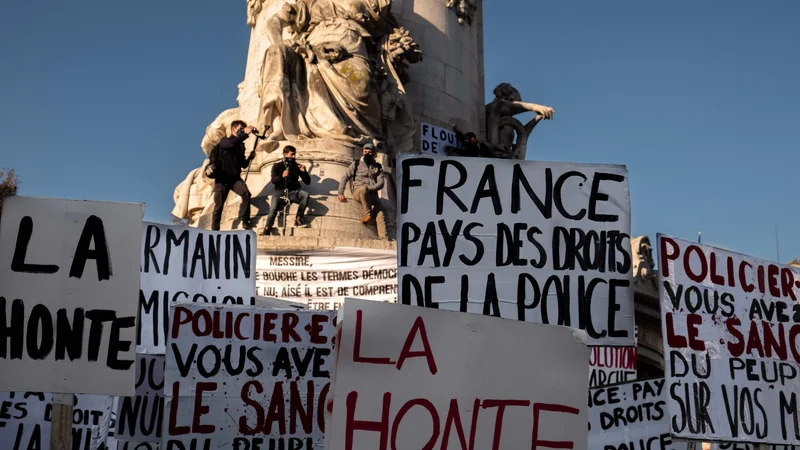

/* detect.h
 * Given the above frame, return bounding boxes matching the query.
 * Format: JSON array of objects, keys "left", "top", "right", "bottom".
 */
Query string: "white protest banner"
[
  {"left": 589, "top": 346, "right": 637, "bottom": 388},
  {"left": 163, "top": 303, "right": 335, "bottom": 450},
  {"left": 0, "top": 196, "right": 142, "bottom": 395},
  {"left": 139, "top": 222, "right": 257, "bottom": 354},
  {"left": 116, "top": 355, "right": 165, "bottom": 444},
  {"left": 590, "top": 326, "right": 639, "bottom": 388},
  {"left": 326, "top": 298, "right": 589, "bottom": 450},
  {"left": 397, "top": 155, "right": 635, "bottom": 346},
  {"left": 256, "top": 248, "right": 396, "bottom": 311},
  {"left": 420, "top": 122, "right": 461, "bottom": 155},
  {"left": 658, "top": 235, "right": 800, "bottom": 444},
  {"left": 0, "top": 392, "right": 116, "bottom": 450},
  {"left": 588, "top": 378, "right": 689, "bottom": 450}
]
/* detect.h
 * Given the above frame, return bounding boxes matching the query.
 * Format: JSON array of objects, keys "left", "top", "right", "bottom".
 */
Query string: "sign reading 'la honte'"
[{"left": 0, "top": 196, "right": 143, "bottom": 396}]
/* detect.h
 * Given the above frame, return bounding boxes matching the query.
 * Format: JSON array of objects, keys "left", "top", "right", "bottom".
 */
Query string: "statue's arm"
[
  {"left": 508, "top": 101, "right": 555, "bottom": 120},
  {"left": 265, "top": 14, "right": 285, "bottom": 47}
]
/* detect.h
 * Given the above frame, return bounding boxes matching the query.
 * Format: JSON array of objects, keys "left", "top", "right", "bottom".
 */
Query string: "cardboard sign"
[
  {"left": 589, "top": 379, "right": 690, "bottom": 450},
  {"left": 658, "top": 235, "right": 800, "bottom": 444},
  {"left": 397, "top": 156, "right": 635, "bottom": 346},
  {"left": 590, "top": 326, "right": 639, "bottom": 388},
  {"left": 0, "top": 392, "right": 116, "bottom": 450},
  {"left": 116, "top": 355, "right": 165, "bottom": 443},
  {"left": 420, "top": 122, "right": 461, "bottom": 155},
  {"left": 138, "top": 222, "right": 257, "bottom": 354},
  {"left": 0, "top": 196, "right": 143, "bottom": 395},
  {"left": 589, "top": 346, "right": 637, "bottom": 388},
  {"left": 163, "top": 304, "right": 335, "bottom": 450},
  {"left": 326, "top": 298, "right": 589, "bottom": 450},
  {"left": 256, "top": 248, "right": 397, "bottom": 311}
]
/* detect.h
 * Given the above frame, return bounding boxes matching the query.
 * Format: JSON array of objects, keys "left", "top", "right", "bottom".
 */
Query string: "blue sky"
[{"left": 1, "top": 1, "right": 798, "bottom": 263}]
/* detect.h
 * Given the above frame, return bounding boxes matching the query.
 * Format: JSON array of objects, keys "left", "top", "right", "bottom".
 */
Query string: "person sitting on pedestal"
[
  {"left": 337, "top": 143, "right": 387, "bottom": 240},
  {"left": 263, "top": 146, "right": 311, "bottom": 235}
]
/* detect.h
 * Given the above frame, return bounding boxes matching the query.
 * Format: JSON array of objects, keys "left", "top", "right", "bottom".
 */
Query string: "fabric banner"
[
  {"left": 658, "top": 234, "right": 800, "bottom": 444},
  {"left": 588, "top": 378, "right": 689, "bottom": 450},
  {"left": 420, "top": 122, "right": 461, "bottom": 155},
  {"left": 0, "top": 196, "right": 143, "bottom": 395},
  {"left": 0, "top": 392, "right": 116, "bottom": 450},
  {"left": 326, "top": 299, "right": 589, "bottom": 450},
  {"left": 138, "top": 222, "right": 257, "bottom": 354},
  {"left": 116, "top": 355, "right": 165, "bottom": 444},
  {"left": 256, "top": 248, "right": 397, "bottom": 310},
  {"left": 397, "top": 155, "right": 635, "bottom": 346},
  {"left": 163, "top": 303, "right": 335, "bottom": 450}
]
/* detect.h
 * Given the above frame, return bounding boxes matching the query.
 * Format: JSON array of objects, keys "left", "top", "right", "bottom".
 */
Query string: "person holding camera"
[
  {"left": 337, "top": 143, "right": 387, "bottom": 240},
  {"left": 211, "top": 120, "right": 257, "bottom": 231},
  {"left": 263, "top": 146, "right": 311, "bottom": 235}
]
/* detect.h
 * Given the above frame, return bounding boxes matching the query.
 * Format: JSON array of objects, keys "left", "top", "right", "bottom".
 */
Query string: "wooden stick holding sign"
[{"left": 50, "top": 394, "right": 74, "bottom": 450}]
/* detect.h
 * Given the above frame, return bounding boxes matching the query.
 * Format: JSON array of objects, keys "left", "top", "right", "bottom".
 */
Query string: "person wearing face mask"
[
  {"left": 263, "top": 146, "right": 311, "bottom": 235},
  {"left": 337, "top": 143, "right": 387, "bottom": 240}
]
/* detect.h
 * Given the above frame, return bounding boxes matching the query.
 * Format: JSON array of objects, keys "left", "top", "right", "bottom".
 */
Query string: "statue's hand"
[{"left": 533, "top": 105, "right": 555, "bottom": 120}]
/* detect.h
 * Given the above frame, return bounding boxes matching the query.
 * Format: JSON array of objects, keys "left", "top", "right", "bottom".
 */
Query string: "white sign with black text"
[
  {"left": 659, "top": 235, "right": 800, "bottom": 444},
  {"left": 0, "top": 392, "right": 116, "bottom": 450},
  {"left": 138, "top": 222, "right": 257, "bottom": 354},
  {"left": 256, "top": 248, "right": 397, "bottom": 311},
  {"left": 420, "top": 122, "right": 462, "bottom": 155},
  {"left": 397, "top": 156, "right": 635, "bottom": 346},
  {"left": 0, "top": 196, "right": 143, "bottom": 395},
  {"left": 589, "top": 379, "right": 689, "bottom": 450}
]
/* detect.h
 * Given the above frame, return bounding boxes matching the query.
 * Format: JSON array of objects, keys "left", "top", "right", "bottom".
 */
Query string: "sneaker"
[
  {"left": 361, "top": 212, "right": 372, "bottom": 224},
  {"left": 241, "top": 219, "right": 252, "bottom": 230},
  {"left": 295, "top": 216, "right": 308, "bottom": 227},
  {"left": 261, "top": 226, "right": 274, "bottom": 235}
]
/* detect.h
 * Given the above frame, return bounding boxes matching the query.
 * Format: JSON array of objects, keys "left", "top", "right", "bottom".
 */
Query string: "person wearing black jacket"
[
  {"left": 211, "top": 120, "right": 256, "bottom": 231},
  {"left": 263, "top": 146, "right": 311, "bottom": 234}
]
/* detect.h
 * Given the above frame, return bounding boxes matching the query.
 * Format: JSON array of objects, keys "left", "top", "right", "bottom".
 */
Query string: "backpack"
[
  {"left": 204, "top": 143, "right": 222, "bottom": 179},
  {"left": 349, "top": 159, "right": 360, "bottom": 194}
]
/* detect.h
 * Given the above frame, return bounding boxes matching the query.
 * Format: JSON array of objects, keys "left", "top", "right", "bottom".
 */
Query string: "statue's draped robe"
[{"left": 259, "top": 0, "right": 389, "bottom": 143}]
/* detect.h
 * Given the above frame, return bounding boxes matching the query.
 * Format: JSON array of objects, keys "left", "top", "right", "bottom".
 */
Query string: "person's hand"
[
  {"left": 244, "top": 126, "right": 255, "bottom": 134},
  {"left": 282, "top": 169, "right": 289, "bottom": 177},
  {"left": 248, "top": 151, "right": 256, "bottom": 161},
  {"left": 337, "top": 195, "right": 346, "bottom": 203},
  {"left": 298, "top": 164, "right": 306, "bottom": 172}
]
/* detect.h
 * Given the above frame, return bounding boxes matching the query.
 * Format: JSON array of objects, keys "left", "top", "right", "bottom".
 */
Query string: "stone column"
[{"left": 395, "top": 0, "right": 485, "bottom": 146}]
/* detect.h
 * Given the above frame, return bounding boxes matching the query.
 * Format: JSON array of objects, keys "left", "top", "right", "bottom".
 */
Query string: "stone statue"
[
  {"left": 172, "top": 161, "right": 215, "bottom": 224},
  {"left": 255, "top": 0, "right": 422, "bottom": 149},
  {"left": 485, "top": 82, "right": 554, "bottom": 159},
  {"left": 631, "top": 236, "right": 657, "bottom": 296},
  {"left": 446, "top": 0, "right": 476, "bottom": 25}
]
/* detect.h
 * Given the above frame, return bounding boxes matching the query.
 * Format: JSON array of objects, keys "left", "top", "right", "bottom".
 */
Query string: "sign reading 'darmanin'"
[
  {"left": 397, "top": 156, "right": 635, "bottom": 346},
  {"left": 138, "top": 222, "right": 256, "bottom": 354},
  {"left": 659, "top": 235, "right": 800, "bottom": 445}
]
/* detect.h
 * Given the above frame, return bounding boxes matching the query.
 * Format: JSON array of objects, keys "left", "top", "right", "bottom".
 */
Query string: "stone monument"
[{"left": 172, "top": 0, "right": 554, "bottom": 251}]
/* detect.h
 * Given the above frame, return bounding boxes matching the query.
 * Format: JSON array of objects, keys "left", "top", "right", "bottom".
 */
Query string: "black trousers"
[{"left": 212, "top": 179, "right": 251, "bottom": 231}]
